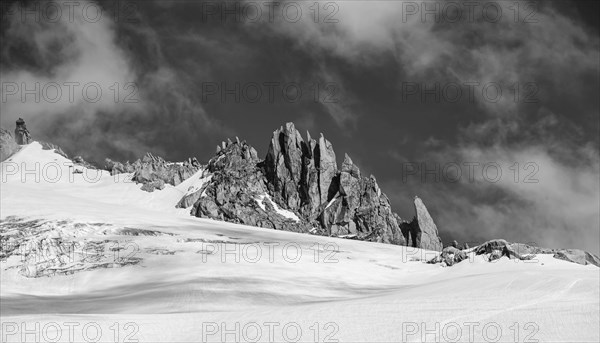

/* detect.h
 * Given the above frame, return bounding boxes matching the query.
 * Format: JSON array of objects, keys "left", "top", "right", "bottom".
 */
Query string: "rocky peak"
[
  {"left": 264, "top": 123, "right": 341, "bottom": 218},
  {"left": 1, "top": 118, "right": 33, "bottom": 160},
  {"left": 14, "top": 118, "right": 32, "bottom": 145},
  {"left": 195, "top": 122, "right": 408, "bottom": 245},
  {"left": 398, "top": 196, "right": 443, "bottom": 251},
  {"left": 190, "top": 133, "right": 311, "bottom": 233},
  {"left": 209, "top": 137, "right": 258, "bottom": 173},
  {"left": 341, "top": 154, "right": 361, "bottom": 178},
  {"left": 264, "top": 122, "right": 308, "bottom": 211}
]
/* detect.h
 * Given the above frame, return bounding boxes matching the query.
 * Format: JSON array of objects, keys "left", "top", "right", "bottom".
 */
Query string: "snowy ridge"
[{"left": 0, "top": 142, "right": 598, "bottom": 342}]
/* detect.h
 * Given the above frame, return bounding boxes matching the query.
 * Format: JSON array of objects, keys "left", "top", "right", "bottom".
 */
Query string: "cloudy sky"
[{"left": 1, "top": 0, "right": 598, "bottom": 253}]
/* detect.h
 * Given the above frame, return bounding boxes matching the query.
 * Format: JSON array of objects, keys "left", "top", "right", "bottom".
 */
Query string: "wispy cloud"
[{"left": 1, "top": 0, "right": 228, "bottom": 161}]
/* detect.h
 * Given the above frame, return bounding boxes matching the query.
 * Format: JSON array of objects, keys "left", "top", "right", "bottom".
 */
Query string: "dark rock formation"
[
  {"left": 1, "top": 119, "right": 37, "bottom": 161},
  {"left": 176, "top": 169, "right": 212, "bottom": 209},
  {"left": 264, "top": 123, "right": 336, "bottom": 219},
  {"left": 398, "top": 196, "right": 443, "bottom": 251},
  {"left": 430, "top": 239, "right": 600, "bottom": 268},
  {"left": 429, "top": 239, "right": 537, "bottom": 266},
  {"left": 320, "top": 164, "right": 405, "bottom": 244},
  {"left": 105, "top": 153, "right": 201, "bottom": 192},
  {"left": 188, "top": 122, "right": 409, "bottom": 245},
  {"left": 428, "top": 246, "right": 468, "bottom": 266},
  {"left": 104, "top": 158, "right": 137, "bottom": 174},
  {"left": 263, "top": 123, "right": 407, "bottom": 243},
  {"left": 191, "top": 138, "right": 311, "bottom": 232},
  {"left": 0, "top": 128, "right": 20, "bottom": 161},
  {"left": 14, "top": 118, "right": 32, "bottom": 145}
]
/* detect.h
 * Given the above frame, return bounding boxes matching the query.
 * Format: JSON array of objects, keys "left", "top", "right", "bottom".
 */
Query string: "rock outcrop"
[
  {"left": 1, "top": 118, "right": 34, "bottom": 161},
  {"left": 0, "top": 128, "right": 20, "bottom": 161},
  {"left": 190, "top": 138, "right": 311, "bottom": 232},
  {"left": 105, "top": 153, "right": 201, "bottom": 192},
  {"left": 474, "top": 239, "right": 537, "bottom": 261},
  {"left": 428, "top": 239, "right": 600, "bottom": 268},
  {"left": 398, "top": 196, "right": 443, "bottom": 251},
  {"left": 264, "top": 123, "right": 336, "bottom": 219},
  {"left": 187, "top": 122, "right": 409, "bottom": 245},
  {"left": 553, "top": 249, "right": 600, "bottom": 267},
  {"left": 14, "top": 118, "right": 32, "bottom": 145},
  {"left": 320, "top": 155, "right": 405, "bottom": 244},
  {"left": 428, "top": 246, "right": 468, "bottom": 266}
]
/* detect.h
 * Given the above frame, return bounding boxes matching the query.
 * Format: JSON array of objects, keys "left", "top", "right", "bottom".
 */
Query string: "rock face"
[
  {"left": 105, "top": 153, "right": 201, "bottom": 192},
  {"left": 263, "top": 123, "right": 339, "bottom": 219},
  {"left": 264, "top": 123, "right": 405, "bottom": 243},
  {"left": 189, "top": 122, "right": 407, "bottom": 245},
  {"left": 321, "top": 157, "right": 404, "bottom": 244},
  {"left": 191, "top": 138, "right": 311, "bottom": 232},
  {"left": 14, "top": 118, "right": 32, "bottom": 145},
  {"left": 0, "top": 128, "right": 20, "bottom": 161},
  {"left": 398, "top": 196, "right": 443, "bottom": 251}
]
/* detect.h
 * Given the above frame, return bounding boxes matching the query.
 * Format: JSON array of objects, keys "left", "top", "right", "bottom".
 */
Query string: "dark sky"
[{"left": 1, "top": 0, "right": 599, "bottom": 253}]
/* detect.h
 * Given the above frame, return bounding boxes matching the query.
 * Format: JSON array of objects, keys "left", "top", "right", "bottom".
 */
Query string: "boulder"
[
  {"left": 428, "top": 246, "right": 468, "bottom": 266},
  {"left": 475, "top": 239, "right": 537, "bottom": 261},
  {"left": 475, "top": 239, "right": 511, "bottom": 255}
]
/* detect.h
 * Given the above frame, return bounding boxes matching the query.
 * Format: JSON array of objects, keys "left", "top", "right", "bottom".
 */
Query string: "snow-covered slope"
[{"left": 1, "top": 143, "right": 598, "bottom": 342}]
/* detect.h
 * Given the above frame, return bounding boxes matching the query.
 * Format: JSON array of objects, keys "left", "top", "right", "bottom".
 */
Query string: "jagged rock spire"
[
  {"left": 14, "top": 118, "right": 32, "bottom": 145},
  {"left": 186, "top": 122, "right": 441, "bottom": 248},
  {"left": 260, "top": 122, "right": 405, "bottom": 244},
  {"left": 398, "top": 196, "right": 443, "bottom": 251}
]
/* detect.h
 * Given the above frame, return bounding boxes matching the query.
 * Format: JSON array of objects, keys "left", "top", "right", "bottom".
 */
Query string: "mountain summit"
[
  {"left": 175, "top": 122, "right": 442, "bottom": 250},
  {"left": 2, "top": 121, "right": 598, "bottom": 266}
]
